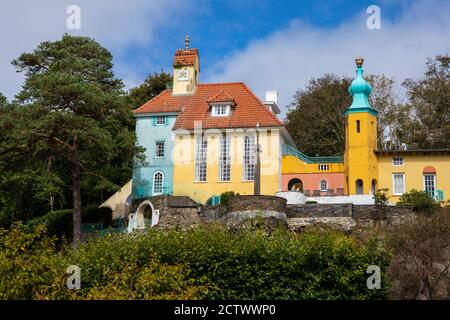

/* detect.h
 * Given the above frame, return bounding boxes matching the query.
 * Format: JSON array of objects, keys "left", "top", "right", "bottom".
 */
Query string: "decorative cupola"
[
  {"left": 172, "top": 34, "right": 200, "bottom": 95},
  {"left": 345, "top": 57, "right": 377, "bottom": 116},
  {"left": 343, "top": 57, "right": 379, "bottom": 197}
]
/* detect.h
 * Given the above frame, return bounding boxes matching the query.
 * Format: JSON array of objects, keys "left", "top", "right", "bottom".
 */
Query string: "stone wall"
[
  {"left": 286, "top": 204, "right": 353, "bottom": 217},
  {"left": 227, "top": 195, "right": 287, "bottom": 213}
]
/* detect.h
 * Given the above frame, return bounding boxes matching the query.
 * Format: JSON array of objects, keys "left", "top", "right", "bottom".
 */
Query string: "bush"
[
  {"left": 220, "top": 191, "right": 240, "bottom": 206},
  {"left": 0, "top": 223, "right": 390, "bottom": 300},
  {"left": 396, "top": 189, "right": 438, "bottom": 213},
  {"left": 374, "top": 189, "right": 389, "bottom": 206},
  {"left": 26, "top": 206, "right": 113, "bottom": 241}
]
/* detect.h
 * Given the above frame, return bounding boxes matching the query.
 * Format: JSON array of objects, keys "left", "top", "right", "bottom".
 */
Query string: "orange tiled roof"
[
  {"left": 206, "top": 91, "right": 235, "bottom": 104},
  {"left": 173, "top": 48, "right": 199, "bottom": 67},
  {"left": 134, "top": 82, "right": 283, "bottom": 130}
]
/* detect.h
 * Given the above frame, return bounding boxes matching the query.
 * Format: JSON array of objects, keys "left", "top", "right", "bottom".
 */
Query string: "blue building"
[{"left": 132, "top": 112, "right": 177, "bottom": 199}]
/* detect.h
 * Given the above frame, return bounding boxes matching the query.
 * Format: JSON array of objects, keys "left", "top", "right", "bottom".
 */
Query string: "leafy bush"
[
  {"left": 0, "top": 223, "right": 391, "bottom": 300},
  {"left": 0, "top": 223, "right": 64, "bottom": 299},
  {"left": 220, "top": 191, "right": 240, "bottom": 206},
  {"left": 374, "top": 189, "right": 389, "bottom": 206},
  {"left": 396, "top": 189, "right": 438, "bottom": 213},
  {"left": 26, "top": 206, "right": 113, "bottom": 241}
]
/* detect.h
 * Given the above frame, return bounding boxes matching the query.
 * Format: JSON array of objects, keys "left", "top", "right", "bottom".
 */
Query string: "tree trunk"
[{"left": 71, "top": 136, "right": 82, "bottom": 247}]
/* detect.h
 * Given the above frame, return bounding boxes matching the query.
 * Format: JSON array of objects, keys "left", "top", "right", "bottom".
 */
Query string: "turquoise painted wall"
[{"left": 132, "top": 114, "right": 177, "bottom": 199}]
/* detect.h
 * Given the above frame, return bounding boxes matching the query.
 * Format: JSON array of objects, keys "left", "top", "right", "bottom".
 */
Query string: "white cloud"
[
  {"left": 203, "top": 0, "right": 450, "bottom": 118},
  {"left": 0, "top": 0, "right": 192, "bottom": 100}
]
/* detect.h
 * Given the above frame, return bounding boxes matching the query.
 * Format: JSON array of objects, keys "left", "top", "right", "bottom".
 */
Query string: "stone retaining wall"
[{"left": 227, "top": 195, "right": 287, "bottom": 213}]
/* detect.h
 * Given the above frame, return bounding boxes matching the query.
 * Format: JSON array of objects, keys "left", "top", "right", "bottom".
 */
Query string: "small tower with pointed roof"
[
  {"left": 344, "top": 57, "right": 379, "bottom": 196},
  {"left": 172, "top": 34, "right": 200, "bottom": 95}
]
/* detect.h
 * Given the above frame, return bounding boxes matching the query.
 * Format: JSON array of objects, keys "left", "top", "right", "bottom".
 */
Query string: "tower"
[
  {"left": 172, "top": 34, "right": 200, "bottom": 95},
  {"left": 344, "top": 57, "right": 378, "bottom": 195}
]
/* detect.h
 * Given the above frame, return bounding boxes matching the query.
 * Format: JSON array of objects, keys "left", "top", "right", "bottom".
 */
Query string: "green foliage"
[
  {"left": 396, "top": 189, "right": 438, "bottom": 214},
  {"left": 220, "top": 191, "right": 240, "bottom": 206},
  {"left": 403, "top": 55, "right": 450, "bottom": 149},
  {"left": 285, "top": 74, "right": 351, "bottom": 156},
  {"left": 374, "top": 189, "right": 389, "bottom": 206},
  {"left": 127, "top": 71, "right": 172, "bottom": 108},
  {"left": 26, "top": 206, "right": 113, "bottom": 240},
  {"left": 0, "top": 34, "right": 143, "bottom": 239},
  {"left": 0, "top": 223, "right": 390, "bottom": 300},
  {"left": 0, "top": 223, "right": 64, "bottom": 299}
]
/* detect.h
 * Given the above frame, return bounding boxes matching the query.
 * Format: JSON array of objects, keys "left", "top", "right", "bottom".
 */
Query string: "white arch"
[{"left": 152, "top": 171, "right": 164, "bottom": 195}]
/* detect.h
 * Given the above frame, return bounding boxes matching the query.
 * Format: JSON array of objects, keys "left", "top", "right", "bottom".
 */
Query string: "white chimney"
[
  {"left": 265, "top": 90, "right": 278, "bottom": 104},
  {"left": 263, "top": 90, "right": 280, "bottom": 115}
]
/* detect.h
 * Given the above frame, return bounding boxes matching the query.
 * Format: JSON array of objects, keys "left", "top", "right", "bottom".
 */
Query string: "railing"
[{"left": 282, "top": 145, "right": 343, "bottom": 163}]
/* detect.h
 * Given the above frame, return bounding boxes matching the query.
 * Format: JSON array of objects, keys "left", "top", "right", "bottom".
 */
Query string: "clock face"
[{"left": 177, "top": 68, "right": 189, "bottom": 81}]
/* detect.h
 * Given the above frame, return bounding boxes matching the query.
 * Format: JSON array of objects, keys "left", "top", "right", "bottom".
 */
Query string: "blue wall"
[{"left": 132, "top": 114, "right": 177, "bottom": 199}]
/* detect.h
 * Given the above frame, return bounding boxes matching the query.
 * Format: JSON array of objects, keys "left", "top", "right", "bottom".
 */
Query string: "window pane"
[
  {"left": 243, "top": 135, "right": 256, "bottom": 181},
  {"left": 393, "top": 174, "right": 404, "bottom": 194},
  {"left": 156, "top": 141, "right": 165, "bottom": 158},
  {"left": 156, "top": 116, "right": 166, "bottom": 125},
  {"left": 153, "top": 172, "right": 163, "bottom": 194},
  {"left": 195, "top": 136, "right": 207, "bottom": 181},
  {"left": 219, "top": 135, "right": 231, "bottom": 181},
  {"left": 424, "top": 174, "right": 436, "bottom": 197}
]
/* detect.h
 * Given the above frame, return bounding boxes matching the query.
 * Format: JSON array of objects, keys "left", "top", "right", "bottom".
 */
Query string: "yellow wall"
[
  {"left": 173, "top": 57, "right": 199, "bottom": 95},
  {"left": 100, "top": 180, "right": 132, "bottom": 219},
  {"left": 344, "top": 112, "right": 378, "bottom": 195},
  {"left": 282, "top": 155, "right": 344, "bottom": 174},
  {"left": 377, "top": 154, "right": 450, "bottom": 203},
  {"left": 173, "top": 128, "right": 281, "bottom": 203}
]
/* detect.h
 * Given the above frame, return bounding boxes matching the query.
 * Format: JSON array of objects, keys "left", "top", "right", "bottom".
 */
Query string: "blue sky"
[{"left": 1, "top": 0, "right": 449, "bottom": 117}]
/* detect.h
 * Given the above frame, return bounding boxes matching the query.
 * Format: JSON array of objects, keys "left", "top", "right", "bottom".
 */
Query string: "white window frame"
[
  {"left": 211, "top": 105, "right": 231, "bottom": 117},
  {"left": 423, "top": 173, "right": 437, "bottom": 198},
  {"left": 155, "top": 141, "right": 165, "bottom": 158},
  {"left": 392, "top": 173, "right": 405, "bottom": 195},
  {"left": 318, "top": 164, "right": 329, "bottom": 171},
  {"left": 195, "top": 136, "right": 208, "bottom": 182},
  {"left": 152, "top": 171, "right": 164, "bottom": 195},
  {"left": 320, "top": 180, "right": 328, "bottom": 192},
  {"left": 219, "top": 135, "right": 231, "bottom": 182},
  {"left": 156, "top": 116, "right": 166, "bottom": 126},
  {"left": 243, "top": 135, "right": 256, "bottom": 181},
  {"left": 392, "top": 157, "right": 404, "bottom": 166}
]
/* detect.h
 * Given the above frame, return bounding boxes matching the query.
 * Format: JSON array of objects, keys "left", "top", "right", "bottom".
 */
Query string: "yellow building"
[{"left": 281, "top": 57, "right": 450, "bottom": 204}]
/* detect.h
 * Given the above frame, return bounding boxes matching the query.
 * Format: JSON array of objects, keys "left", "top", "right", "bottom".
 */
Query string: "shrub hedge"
[{"left": 0, "top": 223, "right": 390, "bottom": 300}]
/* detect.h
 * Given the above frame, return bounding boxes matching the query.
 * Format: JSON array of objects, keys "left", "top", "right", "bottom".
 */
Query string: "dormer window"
[{"left": 212, "top": 104, "right": 231, "bottom": 117}]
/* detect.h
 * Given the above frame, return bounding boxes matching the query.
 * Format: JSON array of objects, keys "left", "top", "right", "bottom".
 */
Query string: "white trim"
[
  {"left": 392, "top": 157, "right": 404, "bottom": 166},
  {"left": 152, "top": 171, "right": 164, "bottom": 195},
  {"left": 392, "top": 173, "right": 405, "bottom": 196},
  {"left": 320, "top": 179, "right": 328, "bottom": 192},
  {"left": 423, "top": 173, "right": 436, "bottom": 196}
]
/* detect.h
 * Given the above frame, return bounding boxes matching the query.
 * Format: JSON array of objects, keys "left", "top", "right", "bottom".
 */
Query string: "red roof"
[
  {"left": 134, "top": 82, "right": 283, "bottom": 130},
  {"left": 173, "top": 48, "right": 198, "bottom": 67},
  {"left": 206, "top": 91, "right": 235, "bottom": 104}
]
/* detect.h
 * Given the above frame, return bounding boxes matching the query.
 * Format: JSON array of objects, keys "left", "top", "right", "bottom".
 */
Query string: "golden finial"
[
  {"left": 185, "top": 34, "right": 190, "bottom": 50},
  {"left": 355, "top": 56, "right": 364, "bottom": 67}
]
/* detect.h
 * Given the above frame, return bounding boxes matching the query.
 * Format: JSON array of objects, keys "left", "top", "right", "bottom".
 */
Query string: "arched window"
[
  {"left": 320, "top": 180, "right": 328, "bottom": 192},
  {"left": 423, "top": 166, "right": 437, "bottom": 198},
  {"left": 356, "top": 179, "right": 364, "bottom": 195},
  {"left": 153, "top": 171, "right": 164, "bottom": 195}
]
